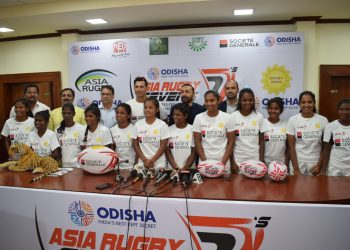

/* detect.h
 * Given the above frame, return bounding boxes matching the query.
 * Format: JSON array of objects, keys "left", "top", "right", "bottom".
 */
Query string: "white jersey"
[
  {"left": 323, "top": 120, "right": 350, "bottom": 175},
  {"left": 231, "top": 111, "right": 265, "bottom": 165},
  {"left": 10, "top": 101, "right": 50, "bottom": 118},
  {"left": 1, "top": 117, "right": 34, "bottom": 145},
  {"left": 168, "top": 124, "right": 194, "bottom": 169},
  {"left": 126, "top": 98, "right": 168, "bottom": 124},
  {"left": 287, "top": 113, "right": 328, "bottom": 162},
  {"left": 263, "top": 119, "right": 287, "bottom": 164},
  {"left": 81, "top": 124, "right": 113, "bottom": 147},
  {"left": 132, "top": 118, "right": 169, "bottom": 169},
  {"left": 26, "top": 129, "right": 60, "bottom": 157},
  {"left": 56, "top": 123, "right": 85, "bottom": 168},
  {"left": 193, "top": 111, "right": 234, "bottom": 161},
  {"left": 110, "top": 124, "right": 136, "bottom": 169}
]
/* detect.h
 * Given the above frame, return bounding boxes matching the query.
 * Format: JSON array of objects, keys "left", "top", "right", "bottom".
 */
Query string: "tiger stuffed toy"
[{"left": 0, "top": 143, "right": 58, "bottom": 181}]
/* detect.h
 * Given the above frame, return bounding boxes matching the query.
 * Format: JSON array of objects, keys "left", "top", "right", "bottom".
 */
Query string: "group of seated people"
[{"left": 1, "top": 76, "right": 350, "bottom": 177}]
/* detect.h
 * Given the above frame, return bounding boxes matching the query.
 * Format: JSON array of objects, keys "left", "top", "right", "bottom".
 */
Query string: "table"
[
  {"left": 1, "top": 168, "right": 350, "bottom": 203},
  {"left": 1, "top": 168, "right": 350, "bottom": 250}
]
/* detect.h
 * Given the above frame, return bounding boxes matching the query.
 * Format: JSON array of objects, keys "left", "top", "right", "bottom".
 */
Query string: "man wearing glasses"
[
  {"left": 99, "top": 85, "right": 117, "bottom": 128},
  {"left": 9, "top": 84, "right": 50, "bottom": 118}
]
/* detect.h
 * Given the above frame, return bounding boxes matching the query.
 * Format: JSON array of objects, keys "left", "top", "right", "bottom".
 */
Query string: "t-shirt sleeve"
[
  {"left": 102, "top": 128, "right": 113, "bottom": 145},
  {"left": 160, "top": 123, "right": 169, "bottom": 140},
  {"left": 286, "top": 116, "right": 296, "bottom": 136},
  {"left": 258, "top": 114, "right": 267, "bottom": 133},
  {"left": 130, "top": 123, "right": 138, "bottom": 139},
  {"left": 226, "top": 115, "right": 235, "bottom": 133},
  {"left": 323, "top": 123, "right": 332, "bottom": 143},
  {"left": 1, "top": 120, "right": 10, "bottom": 137},
  {"left": 50, "top": 132, "right": 61, "bottom": 151},
  {"left": 192, "top": 116, "right": 201, "bottom": 133}
]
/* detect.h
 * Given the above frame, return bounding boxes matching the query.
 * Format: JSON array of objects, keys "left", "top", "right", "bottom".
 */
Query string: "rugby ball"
[
  {"left": 239, "top": 160, "right": 267, "bottom": 179},
  {"left": 78, "top": 146, "right": 119, "bottom": 174},
  {"left": 197, "top": 160, "right": 225, "bottom": 178},
  {"left": 268, "top": 161, "right": 288, "bottom": 181}
]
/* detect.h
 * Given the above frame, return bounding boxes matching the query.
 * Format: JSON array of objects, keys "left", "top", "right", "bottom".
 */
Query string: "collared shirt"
[
  {"left": 48, "top": 106, "right": 86, "bottom": 131},
  {"left": 10, "top": 101, "right": 50, "bottom": 118},
  {"left": 99, "top": 104, "right": 117, "bottom": 128},
  {"left": 168, "top": 102, "right": 206, "bottom": 126},
  {"left": 226, "top": 101, "right": 237, "bottom": 114}
]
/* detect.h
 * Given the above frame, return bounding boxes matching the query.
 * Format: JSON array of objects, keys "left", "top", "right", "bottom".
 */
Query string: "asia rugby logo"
[
  {"left": 177, "top": 212, "right": 271, "bottom": 250},
  {"left": 75, "top": 69, "right": 117, "bottom": 92},
  {"left": 68, "top": 201, "right": 94, "bottom": 227}
]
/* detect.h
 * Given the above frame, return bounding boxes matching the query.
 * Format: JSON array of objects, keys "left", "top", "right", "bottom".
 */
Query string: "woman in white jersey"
[
  {"left": 26, "top": 110, "right": 61, "bottom": 160},
  {"left": 81, "top": 104, "right": 113, "bottom": 149},
  {"left": 263, "top": 97, "right": 289, "bottom": 167},
  {"left": 231, "top": 88, "right": 265, "bottom": 172},
  {"left": 193, "top": 90, "right": 234, "bottom": 172},
  {"left": 56, "top": 103, "right": 84, "bottom": 168},
  {"left": 166, "top": 103, "right": 196, "bottom": 170},
  {"left": 110, "top": 103, "right": 137, "bottom": 170},
  {"left": 132, "top": 97, "right": 169, "bottom": 170},
  {"left": 287, "top": 91, "right": 328, "bottom": 176},
  {"left": 323, "top": 99, "right": 350, "bottom": 176},
  {"left": 2, "top": 98, "right": 34, "bottom": 154}
]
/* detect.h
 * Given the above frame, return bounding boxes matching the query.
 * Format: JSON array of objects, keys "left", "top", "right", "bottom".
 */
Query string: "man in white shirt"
[
  {"left": 127, "top": 76, "right": 167, "bottom": 124},
  {"left": 99, "top": 85, "right": 117, "bottom": 128},
  {"left": 219, "top": 80, "right": 239, "bottom": 114},
  {"left": 9, "top": 84, "right": 50, "bottom": 118}
]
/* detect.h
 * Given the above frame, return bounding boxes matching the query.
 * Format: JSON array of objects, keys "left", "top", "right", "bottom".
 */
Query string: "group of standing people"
[{"left": 1, "top": 78, "right": 350, "bottom": 176}]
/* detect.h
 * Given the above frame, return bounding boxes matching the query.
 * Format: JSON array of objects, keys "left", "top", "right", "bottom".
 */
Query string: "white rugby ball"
[
  {"left": 239, "top": 160, "right": 267, "bottom": 179},
  {"left": 78, "top": 146, "right": 119, "bottom": 174},
  {"left": 268, "top": 161, "right": 288, "bottom": 181},
  {"left": 197, "top": 160, "right": 225, "bottom": 178}
]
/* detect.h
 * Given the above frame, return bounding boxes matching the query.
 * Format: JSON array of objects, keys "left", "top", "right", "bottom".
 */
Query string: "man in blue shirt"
[{"left": 99, "top": 85, "right": 117, "bottom": 128}]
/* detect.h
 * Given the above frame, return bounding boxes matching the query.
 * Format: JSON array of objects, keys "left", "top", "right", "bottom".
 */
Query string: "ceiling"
[{"left": 0, "top": 0, "right": 349, "bottom": 39}]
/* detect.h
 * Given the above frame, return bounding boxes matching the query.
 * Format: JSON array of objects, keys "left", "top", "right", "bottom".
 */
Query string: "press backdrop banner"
[
  {"left": 1, "top": 187, "right": 349, "bottom": 250},
  {"left": 69, "top": 33, "right": 304, "bottom": 119}
]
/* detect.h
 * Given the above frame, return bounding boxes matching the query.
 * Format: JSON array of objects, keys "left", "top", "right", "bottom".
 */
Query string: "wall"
[{"left": 0, "top": 23, "right": 349, "bottom": 102}]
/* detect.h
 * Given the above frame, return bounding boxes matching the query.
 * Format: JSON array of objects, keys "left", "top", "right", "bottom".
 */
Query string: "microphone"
[
  {"left": 156, "top": 170, "right": 172, "bottom": 184},
  {"left": 115, "top": 159, "right": 130, "bottom": 183},
  {"left": 169, "top": 170, "right": 179, "bottom": 186},
  {"left": 179, "top": 170, "right": 191, "bottom": 187},
  {"left": 142, "top": 170, "right": 153, "bottom": 189},
  {"left": 124, "top": 169, "right": 138, "bottom": 184},
  {"left": 133, "top": 172, "right": 144, "bottom": 183}
]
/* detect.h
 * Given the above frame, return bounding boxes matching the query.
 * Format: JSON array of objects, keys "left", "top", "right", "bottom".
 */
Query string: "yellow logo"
[
  {"left": 127, "top": 132, "right": 131, "bottom": 139},
  {"left": 42, "top": 140, "right": 49, "bottom": 147},
  {"left": 218, "top": 122, "right": 224, "bottom": 129},
  {"left": 95, "top": 137, "right": 102, "bottom": 143},
  {"left": 251, "top": 120, "right": 257, "bottom": 126},
  {"left": 91, "top": 145, "right": 104, "bottom": 149},
  {"left": 281, "top": 128, "right": 286, "bottom": 133},
  {"left": 73, "top": 131, "right": 79, "bottom": 139},
  {"left": 25, "top": 127, "right": 32, "bottom": 132},
  {"left": 185, "top": 133, "right": 191, "bottom": 141},
  {"left": 315, "top": 123, "right": 321, "bottom": 129},
  {"left": 261, "top": 64, "right": 292, "bottom": 95},
  {"left": 153, "top": 129, "right": 159, "bottom": 135}
]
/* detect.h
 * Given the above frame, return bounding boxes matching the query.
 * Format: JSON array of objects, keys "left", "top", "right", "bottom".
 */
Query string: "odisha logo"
[
  {"left": 264, "top": 36, "right": 275, "bottom": 47},
  {"left": 71, "top": 45, "right": 80, "bottom": 55},
  {"left": 147, "top": 67, "right": 160, "bottom": 80},
  {"left": 68, "top": 201, "right": 94, "bottom": 227},
  {"left": 75, "top": 69, "right": 117, "bottom": 92}
]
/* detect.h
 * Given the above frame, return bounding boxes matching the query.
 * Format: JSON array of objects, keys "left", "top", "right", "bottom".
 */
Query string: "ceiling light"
[
  {"left": 0, "top": 27, "right": 14, "bottom": 32},
  {"left": 233, "top": 9, "right": 254, "bottom": 16},
  {"left": 86, "top": 19, "right": 107, "bottom": 25}
]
